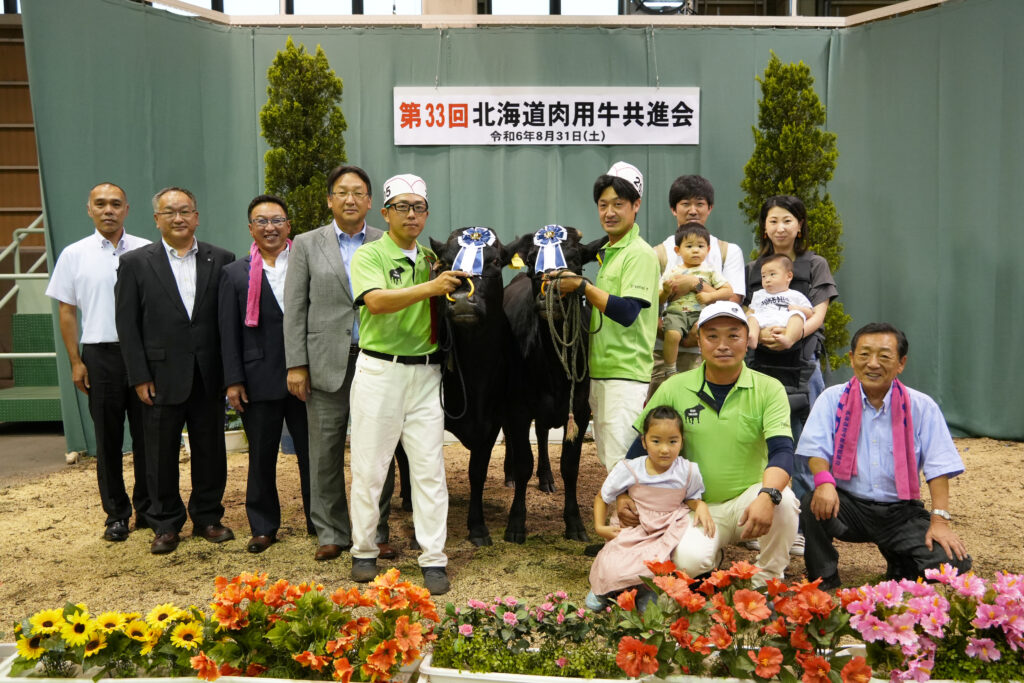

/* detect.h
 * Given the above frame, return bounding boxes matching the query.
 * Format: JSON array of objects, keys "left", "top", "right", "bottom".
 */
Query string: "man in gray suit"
[{"left": 283, "top": 164, "right": 396, "bottom": 562}]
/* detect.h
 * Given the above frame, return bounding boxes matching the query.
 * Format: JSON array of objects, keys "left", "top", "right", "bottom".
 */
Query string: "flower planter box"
[
  {"left": 0, "top": 651, "right": 420, "bottom": 683},
  {"left": 419, "top": 653, "right": 653, "bottom": 683}
]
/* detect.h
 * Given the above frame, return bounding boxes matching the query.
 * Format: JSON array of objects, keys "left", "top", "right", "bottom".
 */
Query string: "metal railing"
[{"left": 0, "top": 214, "right": 55, "bottom": 360}]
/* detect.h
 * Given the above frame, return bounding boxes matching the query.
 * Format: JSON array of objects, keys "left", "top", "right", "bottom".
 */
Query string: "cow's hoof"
[
  {"left": 504, "top": 530, "right": 527, "bottom": 544},
  {"left": 537, "top": 477, "right": 556, "bottom": 493},
  {"left": 469, "top": 533, "right": 493, "bottom": 547},
  {"left": 565, "top": 527, "right": 589, "bottom": 542},
  {"left": 504, "top": 477, "right": 515, "bottom": 488}
]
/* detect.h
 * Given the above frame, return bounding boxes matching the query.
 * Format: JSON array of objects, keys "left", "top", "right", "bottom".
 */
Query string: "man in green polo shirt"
[
  {"left": 627, "top": 301, "right": 799, "bottom": 586},
  {"left": 557, "top": 162, "right": 660, "bottom": 473},
  {"left": 347, "top": 173, "right": 467, "bottom": 595}
]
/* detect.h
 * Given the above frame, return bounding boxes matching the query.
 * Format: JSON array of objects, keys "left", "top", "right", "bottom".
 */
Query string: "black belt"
[
  {"left": 361, "top": 349, "right": 440, "bottom": 365},
  {"left": 350, "top": 344, "right": 361, "bottom": 355},
  {"left": 86, "top": 342, "right": 120, "bottom": 350}
]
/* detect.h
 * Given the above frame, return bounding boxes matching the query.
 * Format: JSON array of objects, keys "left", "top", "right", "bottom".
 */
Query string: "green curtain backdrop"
[{"left": 20, "top": 0, "right": 1022, "bottom": 452}]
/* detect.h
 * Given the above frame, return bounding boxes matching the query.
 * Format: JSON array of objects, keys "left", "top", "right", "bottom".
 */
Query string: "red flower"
[
  {"left": 798, "top": 654, "right": 831, "bottom": 683},
  {"left": 293, "top": 651, "right": 331, "bottom": 671},
  {"left": 748, "top": 646, "right": 783, "bottom": 679},
  {"left": 653, "top": 575, "right": 694, "bottom": 605},
  {"left": 333, "top": 657, "right": 354, "bottom": 683},
  {"left": 244, "top": 663, "right": 266, "bottom": 676},
  {"left": 733, "top": 589, "right": 771, "bottom": 622},
  {"left": 669, "top": 616, "right": 691, "bottom": 645},
  {"left": 705, "top": 569, "right": 733, "bottom": 589},
  {"left": 690, "top": 635, "right": 712, "bottom": 655},
  {"left": 617, "top": 589, "right": 637, "bottom": 611},
  {"left": 790, "top": 625, "right": 813, "bottom": 651},
  {"left": 797, "top": 587, "right": 835, "bottom": 618},
  {"left": 190, "top": 653, "right": 220, "bottom": 681},
  {"left": 645, "top": 559, "right": 678, "bottom": 575},
  {"left": 765, "top": 577, "right": 789, "bottom": 598},
  {"left": 841, "top": 656, "right": 872, "bottom": 683},
  {"left": 763, "top": 616, "right": 789, "bottom": 638},
  {"left": 728, "top": 560, "right": 760, "bottom": 580},
  {"left": 217, "top": 663, "right": 241, "bottom": 677},
  {"left": 776, "top": 595, "right": 812, "bottom": 625},
  {"left": 615, "top": 637, "right": 660, "bottom": 678},
  {"left": 709, "top": 623, "right": 733, "bottom": 649}
]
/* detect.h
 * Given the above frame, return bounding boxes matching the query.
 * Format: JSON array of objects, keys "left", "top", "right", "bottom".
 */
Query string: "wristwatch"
[
  {"left": 758, "top": 487, "right": 782, "bottom": 505},
  {"left": 693, "top": 278, "right": 705, "bottom": 292},
  {"left": 931, "top": 509, "right": 952, "bottom": 521}
]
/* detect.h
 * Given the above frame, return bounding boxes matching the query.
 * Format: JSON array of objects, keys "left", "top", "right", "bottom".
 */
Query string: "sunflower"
[
  {"left": 29, "top": 608, "right": 64, "bottom": 635},
  {"left": 140, "top": 630, "right": 161, "bottom": 656},
  {"left": 83, "top": 632, "right": 108, "bottom": 658},
  {"left": 15, "top": 634, "right": 45, "bottom": 660},
  {"left": 95, "top": 611, "right": 125, "bottom": 633},
  {"left": 145, "top": 603, "right": 182, "bottom": 630},
  {"left": 124, "top": 619, "right": 150, "bottom": 641},
  {"left": 61, "top": 612, "right": 95, "bottom": 647},
  {"left": 170, "top": 621, "right": 203, "bottom": 650}
]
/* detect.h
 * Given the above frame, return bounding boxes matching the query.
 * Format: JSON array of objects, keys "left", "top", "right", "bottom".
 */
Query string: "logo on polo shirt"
[
  {"left": 684, "top": 404, "right": 705, "bottom": 424},
  {"left": 389, "top": 266, "right": 404, "bottom": 284}
]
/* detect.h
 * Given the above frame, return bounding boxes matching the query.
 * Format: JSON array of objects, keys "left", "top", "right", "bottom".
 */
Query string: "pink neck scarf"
[
  {"left": 832, "top": 376, "right": 918, "bottom": 500},
  {"left": 244, "top": 240, "right": 290, "bottom": 327}
]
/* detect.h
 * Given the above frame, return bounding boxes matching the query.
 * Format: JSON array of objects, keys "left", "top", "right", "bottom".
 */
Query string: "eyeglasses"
[
  {"left": 156, "top": 209, "right": 197, "bottom": 219},
  {"left": 385, "top": 202, "right": 428, "bottom": 214},
  {"left": 332, "top": 191, "right": 368, "bottom": 200},
  {"left": 250, "top": 217, "right": 289, "bottom": 227}
]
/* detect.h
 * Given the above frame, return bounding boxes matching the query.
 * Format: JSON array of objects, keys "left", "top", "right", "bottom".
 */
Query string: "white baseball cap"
[
  {"left": 382, "top": 174, "right": 427, "bottom": 203},
  {"left": 606, "top": 161, "right": 644, "bottom": 198},
  {"left": 697, "top": 301, "right": 747, "bottom": 328}
]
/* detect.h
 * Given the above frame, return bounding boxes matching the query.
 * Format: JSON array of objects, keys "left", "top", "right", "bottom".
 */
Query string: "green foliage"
[
  {"left": 260, "top": 37, "right": 347, "bottom": 235},
  {"left": 739, "top": 52, "right": 851, "bottom": 368}
]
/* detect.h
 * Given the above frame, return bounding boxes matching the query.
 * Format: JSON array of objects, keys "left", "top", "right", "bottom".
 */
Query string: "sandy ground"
[{"left": 0, "top": 437, "right": 1021, "bottom": 639}]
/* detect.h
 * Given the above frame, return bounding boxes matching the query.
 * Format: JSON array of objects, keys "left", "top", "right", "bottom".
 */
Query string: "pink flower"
[
  {"left": 504, "top": 597, "right": 518, "bottom": 607},
  {"left": 576, "top": 608, "right": 585, "bottom": 618},
  {"left": 540, "top": 602, "right": 555, "bottom": 613},
  {"left": 994, "top": 572, "right": 1024, "bottom": 600},
  {"left": 851, "top": 614, "right": 889, "bottom": 643},
  {"left": 555, "top": 591, "right": 567, "bottom": 600},
  {"left": 972, "top": 602, "right": 1006, "bottom": 629},
  {"left": 845, "top": 598, "right": 876, "bottom": 619},
  {"left": 924, "top": 563, "right": 960, "bottom": 586},
  {"left": 555, "top": 658, "right": 567, "bottom": 668},
  {"left": 952, "top": 573, "right": 987, "bottom": 599},
  {"left": 870, "top": 581, "right": 904, "bottom": 608},
  {"left": 966, "top": 637, "right": 1001, "bottom": 662},
  {"left": 899, "top": 579, "right": 936, "bottom": 598},
  {"left": 885, "top": 612, "right": 919, "bottom": 648},
  {"left": 458, "top": 624, "right": 473, "bottom": 636},
  {"left": 556, "top": 612, "right": 565, "bottom": 624},
  {"left": 503, "top": 611, "right": 518, "bottom": 626},
  {"left": 467, "top": 599, "right": 487, "bottom": 610}
]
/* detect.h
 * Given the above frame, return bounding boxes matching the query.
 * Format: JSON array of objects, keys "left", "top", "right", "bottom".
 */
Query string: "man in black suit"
[
  {"left": 115, "top": 186, "right": 236, "bottom": 554},
  {"left": 218, "top": 194, "right": 313, "bottom": 553}
]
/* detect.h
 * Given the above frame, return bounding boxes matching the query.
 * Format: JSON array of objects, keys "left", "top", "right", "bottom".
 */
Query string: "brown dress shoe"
[
  {"left": 247, "top": 535, "right": 276, "bottom": 553},
  {"left": 315, "top": 544, "right": 344, "bottom": 561},
  {"left": 377, "top": 542, "right": 399, "bottom": 560},
  {"left": 193, "top": 524, "right": 235, "bottom": 543},
  {"left": 151, "top": 532, "right": 180, "bottom": 554}
]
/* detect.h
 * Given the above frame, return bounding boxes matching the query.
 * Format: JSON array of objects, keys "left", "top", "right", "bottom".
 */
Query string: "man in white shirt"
[{"left": 46, "top": 182, "right": 151, "bottom": 542}]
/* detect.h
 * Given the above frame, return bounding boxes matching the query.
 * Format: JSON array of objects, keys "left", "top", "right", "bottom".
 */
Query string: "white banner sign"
[{"left": 393, "top": 87, "right": 700, "bottom": 146}]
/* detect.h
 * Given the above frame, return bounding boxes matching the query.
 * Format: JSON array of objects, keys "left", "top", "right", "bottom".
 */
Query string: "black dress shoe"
[
  {"left": 151, "top": 532, "right": 180, "bottom": 554},
  {"left": 247, "top": 535, "right": 276, "bottom": 553},
  {"left": 193, "top": 524, "right": 235, "bottom": 543},
  {"left": 103, "top": 520, "right": 129, "bottom": 542}
]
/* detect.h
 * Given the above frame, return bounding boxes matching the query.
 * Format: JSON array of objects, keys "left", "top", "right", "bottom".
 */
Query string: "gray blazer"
[{"left": 283, "top": 222, "right": 383, "bottom": 393}]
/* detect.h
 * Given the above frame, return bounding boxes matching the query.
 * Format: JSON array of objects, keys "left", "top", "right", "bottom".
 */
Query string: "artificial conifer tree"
[
  {"left": 739, "top": 52, "right": 851, "bottom": 369},
  {"left": 260, "top": 37, "right": 347, "bottom": 235}
]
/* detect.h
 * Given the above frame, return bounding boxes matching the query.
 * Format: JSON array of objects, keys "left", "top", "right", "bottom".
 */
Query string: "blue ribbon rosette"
[
  {"left": 452, "top": 227, "right": 495, "bottom": 275},
  {"left": 533, "top": 225, "right": 568, "bottom": 273}
]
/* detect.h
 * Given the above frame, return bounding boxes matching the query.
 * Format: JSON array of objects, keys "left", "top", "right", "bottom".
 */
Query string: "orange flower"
[
  {"left": 263, "top": 579, "right": 291, "bottom": 608},
  {"left": 711, "top": 600, "right": 737, "bottom": 632},
  {"left": 293, "top": 650, "right": 331, "bottom": 671},
  {"left": 244, "top": 663, "right": 266, "bottom": 677},
  {"left": 218, "top": 663, "right": 242, "bottom": 676},
  {"left": 765, "top": 577, "right": 790, "bottom": 598},
  {"left": 709, "top": 623, "right": 732, "bottom": 649},
  {"left": 763, "top": 616, "right": 789, "bottom": 638},
  {"left": 728, "top": 560, "right": 760, "bottom": 580},
  {"left": 653, "top": 575, "right": 695, "bottom": 606},
  {"left": 748, "top": 646, "right": 783, "bottom": 679},
  {"left": 841, "top": 656, "right": 872, "bottom": 683},
  {"left": 839, "top": 587, "right": 865, "bottom": 608},
  {"left": 616, "top": 589, "right": 637, "bottom": 611},
  {"left": 797, "top": 588, "right": 835, "bottom": 617},
  {"left": 394, "top": 615, "right": 424, "bottom": 653},
  {"left": 333, "top": 657, "right": 354, "bottom": 683},
  {"left": 210, "top": 604, "right": 248, "bottom": 630},
  {"left": 705, "top": 569, "right": 733, "bottom": 589},
  {"left": 331, "top": 587, "right": 365, "bottom": 608},
  {"left": 790, "top": 625, "right": 813, "bottom": 651},
  {"left": 615, "top": 637, "right": 660, "bottom": 678},
  {"left": 644, "top": 559, "right": 678, "bottom": 575},
  {"left": 342, "top": 616, "right": 373, "bottom": 638},
  {"left": 238, "top": 571, "right": 268, "bottom": 589},
  {"left": 362, "top": 640, "right": 399, "bottom": 681},
  {"left": 669, "top": 616, "right": 690, "bottom": 645},
  {"left": 733, "top": 589, "right": 771, "bottom": 622},
  {"left": 798, "top": 654, "right": 831, "bottom": 683},
  {"left": 689, "top": 635, "right": 712, "bottom": 655},
  {"left": 776, "top": 596, "right": 812, "bottom": 626},
  {"left": 406, "top": 584, "right": 439, "bottom": 622},
  {"left": 190, "top": 653, "right": 220, "bottom": 681}
]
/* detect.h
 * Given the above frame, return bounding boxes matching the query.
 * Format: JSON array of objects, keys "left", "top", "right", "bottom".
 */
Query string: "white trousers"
[
  {"left": 671, "top": 482, "right": 799, "bottom": 587},
  {"left": 590, "top": 379, "right": 649, "bottom": 472},
  {"left": 349, "top": 354, "right": 448, "bottom": 567}
]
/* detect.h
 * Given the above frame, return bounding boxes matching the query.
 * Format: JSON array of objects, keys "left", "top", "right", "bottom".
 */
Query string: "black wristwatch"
[
  {"left": 693, "top": 278, "right": 704, "bottom": 292},
  {"left": 759, "top": 487, "right": 782, "bottom": 505}
]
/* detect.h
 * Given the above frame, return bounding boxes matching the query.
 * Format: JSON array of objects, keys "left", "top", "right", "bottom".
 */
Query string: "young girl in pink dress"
[{"left": 587, "top": 405, "right": 715, "bottom": 609}]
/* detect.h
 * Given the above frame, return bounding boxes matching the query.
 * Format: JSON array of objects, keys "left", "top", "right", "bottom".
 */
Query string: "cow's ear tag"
[{"left": 509, "top": 253, "right": 525, "bottom": 270}]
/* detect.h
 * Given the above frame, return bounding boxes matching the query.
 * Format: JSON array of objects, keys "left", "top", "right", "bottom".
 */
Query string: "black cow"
[
  {"left": 429, "top": 227, "right": 515, "bottom": 546},
  {"left": 501, "top": 226, "right": 605, "bottom": 543}
]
